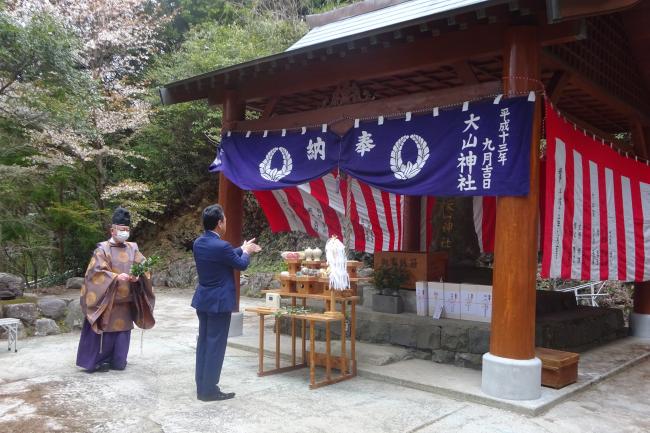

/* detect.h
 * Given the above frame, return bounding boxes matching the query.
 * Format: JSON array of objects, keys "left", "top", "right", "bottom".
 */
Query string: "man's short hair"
[{"left": 203, "top": 204, "right": 224, "bottom": 231}]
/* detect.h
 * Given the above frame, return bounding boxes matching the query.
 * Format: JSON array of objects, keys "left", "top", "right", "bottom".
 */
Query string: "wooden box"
[
  {"left": 278, "top": 275, "right": 296, "bottom": 293},
  {"left": 536, "top": 347, "right": 579, "bottom": 389},
  {"left": 346, "top": 260, "right": 362, "bottom": 278},
  {"left": 296, "top": 276, "right": 319, "bottom": 294},
  {"left": 285, "top": 259, "right": 302, "bottom": 276},
  {"left": 374, "top": 251, "right": 448, "bottom": 289}
]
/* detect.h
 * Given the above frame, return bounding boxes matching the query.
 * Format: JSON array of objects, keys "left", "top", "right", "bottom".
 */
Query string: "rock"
[
  {"left": 408, "top": 349, "right": 432, "bottom": 360},
  {"left": 358, "top": 267, "right": 374, "bottom": 278},
  {"left": 415, "top": 325, "right": 441, "bottom": 350},
  {"left": 0, "top": 320, "right": 26, "bottom": 340},
  {"left": 3, "top": 303, "right": 38, "bottom": 325},
  {"left": 0, "top": 273, "right": 25, "bottom": 299},
  {"left": 37, "top": 297, "right": 68, "bottom": 321},
  {"left": 467, "top": 326, "right": 490, "bottom": 354},
  {"left": 241, "top": 272, "right": 274, "bottom": 298},
  {"left": 65, "top": 298, "right": 84, "bottom": 330},
  {"left": 431, "top": 349, "right": 456, "bottom": 364},
  {"left": 35, "top": 318, "right": 60, "bottom": 336},
  {"left": 454, "top": 352, "right": 483, "bottom": 370},
  {"left": 389, "top": 323, "right": 416, "bottom": 347},
  {"left": 65, "top": 277, "right": 84, "bottom": 290},
  {"left": 165, "top": 258, "right": 198, "bottom": 288},
  {"left": 152, "top": 272, "right": 168, "bottom": 287},
  {"left": 441, "top": 326, "right": 469, "bottom": 352}
]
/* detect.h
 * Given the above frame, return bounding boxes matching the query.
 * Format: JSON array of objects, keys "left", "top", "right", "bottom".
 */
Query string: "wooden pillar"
[
  {"left": 632, "top": 121, "right": 650, "bottom": 314},
  {"left": 219, "top": 91, "right": 246, "bottom": 312},
  {"left": 490, "top": 26, "right": 541, "bottom": 360},
  {"left": 402, "top": 195, "right": 421, "bottom": 251}
]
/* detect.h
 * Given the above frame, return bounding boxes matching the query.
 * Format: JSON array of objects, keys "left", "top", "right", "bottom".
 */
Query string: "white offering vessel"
[{"left": 312, "top": 247, "right": 323, "bottom": 261}]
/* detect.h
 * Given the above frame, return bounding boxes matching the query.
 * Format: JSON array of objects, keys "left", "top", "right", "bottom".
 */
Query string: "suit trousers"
[{"left": 195, "top": 311, "right": 232, "bottom": 397}]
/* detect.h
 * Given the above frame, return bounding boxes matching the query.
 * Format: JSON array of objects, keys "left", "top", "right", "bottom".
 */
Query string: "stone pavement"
[{"left": 1, "top": 289, "right": 649, "bottom": 433}]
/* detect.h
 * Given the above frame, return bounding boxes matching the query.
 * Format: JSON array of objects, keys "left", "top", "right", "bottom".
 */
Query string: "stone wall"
[
  {"left": 278, "top": 304, "right": 627, "bottom": 370},
  {"left": 0, "top": 295, "right": 84, "bottom": 340}
]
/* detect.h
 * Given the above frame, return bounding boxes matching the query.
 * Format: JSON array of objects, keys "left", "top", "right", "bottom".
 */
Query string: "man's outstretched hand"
[{"left": 242, "top": 238, "right": 262, "bottom": 254}]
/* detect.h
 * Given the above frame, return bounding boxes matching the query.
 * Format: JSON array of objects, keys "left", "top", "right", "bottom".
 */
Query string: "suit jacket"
[{"left": 191, "top": 231, "right": 249, "bottom": 313}]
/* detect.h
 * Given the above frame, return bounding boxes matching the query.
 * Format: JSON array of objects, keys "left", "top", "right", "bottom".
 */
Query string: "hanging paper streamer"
[{"left": 325, "top": 236, "right": 349, "bottom": 291}]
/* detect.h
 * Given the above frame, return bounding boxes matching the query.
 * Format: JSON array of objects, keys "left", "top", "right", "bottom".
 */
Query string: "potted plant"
[{"left": 371, "top": 262, "right": 408, "bottom": 314}]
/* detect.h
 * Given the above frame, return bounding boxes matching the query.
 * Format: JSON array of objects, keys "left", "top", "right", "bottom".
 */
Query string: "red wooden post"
[
  {"left": 402, "top": 195, "right": 421, "bottom": 251},
  {"left": 482, "top": 25, "right": 542, "bottom": 400},
  {"left": 220, "top": 90, "right": 246, "bottom": 312},
  {"left": 631, "top": 122, "right": 650, "bottom": 335}
]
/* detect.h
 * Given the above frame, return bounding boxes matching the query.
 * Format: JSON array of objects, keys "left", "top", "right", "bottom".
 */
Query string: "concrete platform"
[{"left": 230, "top": 309, "right": 650, "bottom": 416}]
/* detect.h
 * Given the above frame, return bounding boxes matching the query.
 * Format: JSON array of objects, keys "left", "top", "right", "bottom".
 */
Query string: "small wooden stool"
[{"left": 536, "top": 347, "right": 579, "bottom": 389}]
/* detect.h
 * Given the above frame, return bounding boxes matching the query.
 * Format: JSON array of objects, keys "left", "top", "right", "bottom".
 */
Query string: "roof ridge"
[{"left": 306, "top": 0, "right": 413, "bottom": 29}]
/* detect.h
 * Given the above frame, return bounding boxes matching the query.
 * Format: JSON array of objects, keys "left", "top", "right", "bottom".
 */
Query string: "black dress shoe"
[
  {"left": 197, "top": 391, "right": 236, "bottom": 401},
  {"left": 95, "top": 362, "right": 111, "bottom": 373}
]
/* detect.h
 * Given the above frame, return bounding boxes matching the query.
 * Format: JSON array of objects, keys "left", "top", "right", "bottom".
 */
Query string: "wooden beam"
[
  {"left": 403, "top": 196, "right": 421, "bottom": 252},
  {"left": 453, "top": 61, "right": 479, "bottom": 84},
  {"left": 261, "top": 97, "right": 278, "bottom": 119},
  {"left": 543, "top": 52, "right": 650, "bottom": 127},
  {"left": 233, "top": 81, "right": 502, "bottom": 133},
  {"left": 161, "top": 20, "right": 583, "bottom": 106},
  {"left": 236, "top": 21, "right": 581, "bottom": 103},
  {"left": 547, "top": 0, "right": 641, "bottom": 23},
  {"left": 546, "top": 70, "right": 571, "bottom": 103},
  {"left": 631, "top": 117, "right": 649, "bottom": 159}
]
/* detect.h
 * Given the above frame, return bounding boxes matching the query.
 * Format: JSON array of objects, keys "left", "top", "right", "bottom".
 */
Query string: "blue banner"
[
  {"left": 211, "top": 96, "right": 535, "bottom": 196},
  {"left": 210, "top": 129, "right": 341, "bottom": 190}
]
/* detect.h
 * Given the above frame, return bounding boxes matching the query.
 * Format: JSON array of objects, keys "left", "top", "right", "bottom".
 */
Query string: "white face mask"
[{"left": 115, "top": 230, "right": 130, "bottom": 242}]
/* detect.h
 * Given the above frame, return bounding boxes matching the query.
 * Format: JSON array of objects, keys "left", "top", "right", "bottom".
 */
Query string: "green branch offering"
[
  {"left": 273, "top": 306, "right": 312, "bottom": 318},
  {"left": 131, "top": 255, "right": 161, "bottom": 277}
]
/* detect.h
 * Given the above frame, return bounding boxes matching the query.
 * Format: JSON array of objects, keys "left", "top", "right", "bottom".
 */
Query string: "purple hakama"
[{"left": 76, "top": 319, "right": 131, "bottom": 371}]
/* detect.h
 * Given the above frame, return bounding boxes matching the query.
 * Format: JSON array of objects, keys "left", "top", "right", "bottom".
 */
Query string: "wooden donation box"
[
  {"left": 374, "top": 251, "right": 448, "bottom": 288},
  {"left": 535, "top": 347, "right": 579, "bottom": 389}
]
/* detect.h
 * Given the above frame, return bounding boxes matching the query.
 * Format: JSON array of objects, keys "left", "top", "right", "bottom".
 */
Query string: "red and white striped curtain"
[
  {"left": 541, "top": 102, "right": 650, "bottom": 282},
  {"left": 254, "top": 172, "right": 405, "bottom": 253}
]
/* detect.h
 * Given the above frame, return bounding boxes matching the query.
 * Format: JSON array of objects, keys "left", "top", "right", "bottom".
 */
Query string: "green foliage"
[
  {"left": 273, "top": 305, "right": 312, "bottom": 318},
  {"left": 0, "top": 0, "right": 356, "bottom": 286},
  {"left": 372, "top": 262, "right": 409, "bottom": 296},
  {"left": 0, "top": 11, "right": 96, "bottom": 127},
  {"left": 131, "top": 255, "right": 161, "bottom": 277}
]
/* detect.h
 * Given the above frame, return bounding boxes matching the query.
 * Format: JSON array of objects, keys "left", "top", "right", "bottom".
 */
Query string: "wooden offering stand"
[{"left": 247, "top": 291, "right": 358, "bottom": 389}]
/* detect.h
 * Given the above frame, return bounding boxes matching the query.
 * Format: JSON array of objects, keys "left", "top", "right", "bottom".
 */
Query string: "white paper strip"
[
  {"left": 462, "top": 101, "right": 469, "bottom": 111},
  {"left": 378, "top": 116, "right": 384, "bottom": 125},
  {"left": 354, "top": 119, "right": 360, "bottom": 128},
  {"left": 245, "top": 131, "right": 251, "bottom": 138},
  {"left": 405, "top": 112, "right": 412, "bottom": 122},
  {"left": 493, "top": 94, "right": 503, "bottom": 104}
]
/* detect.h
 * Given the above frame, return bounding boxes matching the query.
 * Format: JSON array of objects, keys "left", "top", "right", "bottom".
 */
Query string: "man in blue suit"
[{"left": 192, "top": 204, "right": 261, "bottom": 401}]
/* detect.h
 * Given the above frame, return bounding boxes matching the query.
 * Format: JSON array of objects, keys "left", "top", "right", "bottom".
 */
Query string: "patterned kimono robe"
[
  {"left": 81, "top": 240, "right": 147, "bottom": 333},
  {"left": 76, "top": 239, "right": 153, "bottom": 371}
]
